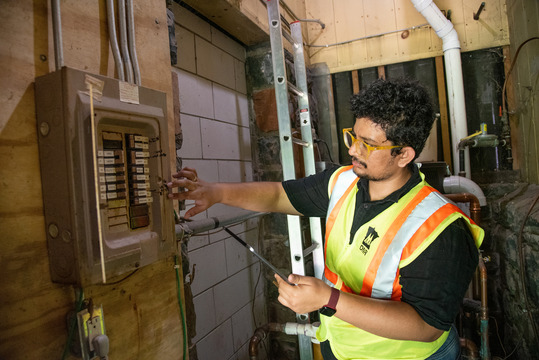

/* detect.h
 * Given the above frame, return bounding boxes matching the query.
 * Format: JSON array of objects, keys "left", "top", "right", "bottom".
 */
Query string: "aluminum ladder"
[{"left": 266, "top": 1, "right": 325, "bottom": 359}]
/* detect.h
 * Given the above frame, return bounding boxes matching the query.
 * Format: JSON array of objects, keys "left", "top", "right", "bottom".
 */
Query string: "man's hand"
[
  {"left": 167, "top": 167, "right": 218, "bottom": 219},
  {"left": 275, "top": 274, "right": 332, "bottom": 314}
]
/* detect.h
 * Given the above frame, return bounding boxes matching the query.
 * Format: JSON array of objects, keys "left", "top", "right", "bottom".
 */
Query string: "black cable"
[{"left": 516, "top": 192, "right": 539, "bottom": 346}]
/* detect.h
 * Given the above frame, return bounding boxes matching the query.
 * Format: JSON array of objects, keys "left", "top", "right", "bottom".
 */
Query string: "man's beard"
[{"left": 351, "top": 156, "right": 395, "bottom": 182}]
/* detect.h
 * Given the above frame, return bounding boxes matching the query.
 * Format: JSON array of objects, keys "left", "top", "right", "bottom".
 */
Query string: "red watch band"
[{"left": 326, "top": 287, "right": 340, "bottom": 309}]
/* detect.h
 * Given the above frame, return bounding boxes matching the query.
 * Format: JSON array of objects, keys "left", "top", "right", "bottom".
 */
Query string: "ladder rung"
[
  {"left": 287, "top": 83, "right": 304, "bottom": 97},
  {"left": 303, "top": 243, "right": 319, "bottom": 258},
  {"left": 282, "top": 29, "right": 294, "bottom": 45},
  {"left": 292, "top": 137, "right": 310, "bottom": 147}
]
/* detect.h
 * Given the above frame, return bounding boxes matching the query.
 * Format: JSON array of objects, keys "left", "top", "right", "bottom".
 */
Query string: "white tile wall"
[
  {"left": 231, "top": 293, "right": 268, "bottom": 353},
  {"left": 218, "top": 160, "right": 253, "bottom": 182},
  {"left": 177, "top": 114, "right": 202, "bottom": 159},
  {"left": 196, "top": 36, "right": 236, "bottom": 89},
  {"left": 196, "top": 319, "right": 235, "bottom": 360},
  {"left": 234, "top": 58, "right": 247, "bottom": 94},
  {"left": 172, "top": 4, "right": 211, "bottom": 41},
  {"left": 211, "top": 26, "right": 246, "bottom": 62},
  {"left": 187, "top": 232, "right": 209, "bottom": 252},
  {"left": 212, "top": 84, "right": 249, "bottom": 127},
  {"left": 174, "top": 25, "right": 196, "bottom": 73},
  {"left": 173, "top": 6, "right": 266, "bottom": 359},
  {"left": 192, "top": 288, "right": 216, "bottom": 343},
  {"left": 201, "top": 118, "right": 251, "bottom": 160},
  {"left": 189, "top": 241, "right": 228, "bottom": 296},
  {"left": 213, "top": 263, "right": 263, "bottom": 324},
  {"left": 225, "top": 228, "right": 259, "bottom": 276},
  {"left": 175, "top": 69, "right": 214, "bottom": 119}
]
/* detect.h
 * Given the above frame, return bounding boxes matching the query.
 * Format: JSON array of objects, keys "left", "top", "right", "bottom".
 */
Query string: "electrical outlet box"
[
  {"left": 77, "top": 306, "right": 106, "bottom": 360},
  {"left": 35, "top": 67, "right": 175, "bottom": 285}
]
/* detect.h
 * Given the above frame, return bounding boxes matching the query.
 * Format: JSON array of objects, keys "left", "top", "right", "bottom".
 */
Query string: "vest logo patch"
[{"left": 360, "top": 226, "right": 379, "bottom": 255}]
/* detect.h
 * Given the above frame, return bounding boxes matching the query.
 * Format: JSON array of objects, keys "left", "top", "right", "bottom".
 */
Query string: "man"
[{"left": 168, "top": 78, "right": 483, "bottom": 359}]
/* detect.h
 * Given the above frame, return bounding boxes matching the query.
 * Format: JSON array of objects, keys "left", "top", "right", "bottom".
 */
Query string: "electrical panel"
[{"left": 35, "top": 67, "right": 174, "bottom": 285}]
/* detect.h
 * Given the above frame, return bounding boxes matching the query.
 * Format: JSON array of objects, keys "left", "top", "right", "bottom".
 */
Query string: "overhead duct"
[{"left": 411, "top": 0, "right": 471, "bottom": 178}]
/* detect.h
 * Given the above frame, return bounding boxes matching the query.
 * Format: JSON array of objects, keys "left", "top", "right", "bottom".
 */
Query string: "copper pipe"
[
  {"left": 444, "top": 192, "right": 481, "bottom": 224},
  {"left": 249, "top": 323, "right": 285, "bottom": 360},
  {"left": 460, "top": 337, "right": 480, "bottom": 359},
  {"left": 445, "top": 192, "right": 490, "bottom": 360}
]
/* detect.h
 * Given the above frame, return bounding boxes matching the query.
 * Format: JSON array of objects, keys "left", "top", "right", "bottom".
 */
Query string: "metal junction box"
[{"left": 35, "top": 67, "right": 174, "bottom": 285}]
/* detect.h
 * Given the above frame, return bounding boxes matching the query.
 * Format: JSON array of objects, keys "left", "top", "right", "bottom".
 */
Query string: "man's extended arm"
[
  {"left": 167, "top": 167, "right": 301, "bottom": 218},
  {"left": 275, "top": 274, "right": 443, "bottom": 342}
]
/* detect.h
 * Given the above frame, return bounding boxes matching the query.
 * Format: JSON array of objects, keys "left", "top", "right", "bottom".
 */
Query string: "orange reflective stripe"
[
  {"left": 324, "top": 266, "right": 356, "bottom": 294},
  {"left": 328, "top": 165, "right": 353, "bottom": 194},
  {"left": 391, "top": 269, "right": 402, "bottom": 300},
  {"left": 360, "top": 186, "right": 434, "bottom": 297},
  {"left": 401, "top": 203, "right": 464, "bottom": 260}
]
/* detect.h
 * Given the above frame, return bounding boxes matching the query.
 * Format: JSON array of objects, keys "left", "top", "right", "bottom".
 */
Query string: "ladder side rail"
[
  {"left": 266, "top": 1, "right": 314, "bottom": 359},
  {"left": 290, "top": 21, "right": 325, "bottom": 280}
]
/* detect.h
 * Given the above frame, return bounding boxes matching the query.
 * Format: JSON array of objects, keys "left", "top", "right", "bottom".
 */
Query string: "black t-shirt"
[{"left": 282, "top": 164, "right": 479, "bottom": 331}]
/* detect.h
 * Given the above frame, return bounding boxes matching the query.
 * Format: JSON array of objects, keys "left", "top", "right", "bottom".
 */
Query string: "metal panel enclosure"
[{"left": 35, "top": 67, "right": 174, "bottom": 286}]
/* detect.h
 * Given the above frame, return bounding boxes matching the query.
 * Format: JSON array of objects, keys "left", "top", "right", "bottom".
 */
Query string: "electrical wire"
[
  {"left": 306, "top": 23, "right": 430, "bottom": 48},
  {"left": 502, "top": 37, "right": 539, "bottom": 114},
  {"left": 174, "top": 255, "right": 188, "bottom": 360},
  {"left": 516, "top": 192, "right": 539, "bottom": 346},
  {"left": 62, "top": 288, "right": 84, "bottom": 360}
]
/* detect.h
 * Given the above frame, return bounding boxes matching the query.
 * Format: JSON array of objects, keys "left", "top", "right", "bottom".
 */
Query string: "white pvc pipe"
[
  {"left": 443, "top": 176, "right": 487, "bottom": 206},
  {"left": 411, "top": 0, "right": 471, "bottom": 178}
]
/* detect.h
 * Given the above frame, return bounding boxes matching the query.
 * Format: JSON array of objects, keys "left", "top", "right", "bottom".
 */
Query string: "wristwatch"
[{"left": 319, "top": 287, "right": 340, "bottom": 317}]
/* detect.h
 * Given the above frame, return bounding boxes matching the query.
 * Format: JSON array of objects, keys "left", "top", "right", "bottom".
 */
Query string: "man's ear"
[{"left": 397, "top": 146, "right": 415, "bottom": 168}]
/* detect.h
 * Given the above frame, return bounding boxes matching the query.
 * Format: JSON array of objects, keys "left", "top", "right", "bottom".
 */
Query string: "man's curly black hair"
[{"left": 350, "top": 78, "right": 435, "bottom": 160}]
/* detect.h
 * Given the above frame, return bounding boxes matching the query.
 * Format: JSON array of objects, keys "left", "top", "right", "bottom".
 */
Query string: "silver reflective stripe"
[
  {"left": 322, "top": 272, "right": 335, "bottom": 288},
  {"left": 371, "top": 191, "right": 449, "bottom": 299},
  {"left": 326, "top": 169, "right": 357, "bottom": 219}
]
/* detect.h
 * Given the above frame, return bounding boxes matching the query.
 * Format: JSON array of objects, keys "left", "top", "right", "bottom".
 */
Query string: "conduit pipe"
[
  {"left": 106, "top": 0, "right": 126, "bottom": 81},
  {"left": 126, "top": 0, "right": 141, "bottom": 85},
  {"left": 411, "top": 0, "right": 471, "bottom": 178},
  {"left": 51, "top": 0, "right": 64, "bottom": 70},
  {"left": 175, "top": 210, "right": 267, "bottom": 239},
  {"left": 249, "top": 322, "right": 319, "bottom": 360},
  {"left": 118, "top": 0, "right": 134, "bottom": 83},
  {"left": 443, "top": 176, "right": 487, "bottom": 207}
]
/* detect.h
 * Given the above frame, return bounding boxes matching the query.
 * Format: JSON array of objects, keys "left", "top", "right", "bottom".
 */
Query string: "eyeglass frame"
[{"left": 342, "top": 128, "right": 404, "bottom": 159}]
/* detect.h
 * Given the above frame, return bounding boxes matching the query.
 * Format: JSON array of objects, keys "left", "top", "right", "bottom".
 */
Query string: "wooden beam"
[
  {"left": 351, "top": 70, "right": 360, "bottom": 94},
  {"left": 377, "top": 65, "right": 386, "bottom": 79},
  {"left": 435, "top": 56, "right": 453, "bottom": 172},
  {"left": 503, "top": 46, "right": 520, "bottom": 171}
]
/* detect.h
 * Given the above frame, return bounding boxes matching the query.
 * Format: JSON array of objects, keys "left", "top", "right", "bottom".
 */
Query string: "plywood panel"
[
  {"left": 333, "top": 0, "right": 367, "bottom": 67},
  {"left": 305, "top": 0, "right": 338, "bottom": 69},
  {"left": 364, "top": 0, "right": 399, "bottom": 63},
  {"left": 305, "top": 0, "right": 510, "bottom": 73},
  {"left": 0, "top": 1, "right": 185, "bottom": 359}
]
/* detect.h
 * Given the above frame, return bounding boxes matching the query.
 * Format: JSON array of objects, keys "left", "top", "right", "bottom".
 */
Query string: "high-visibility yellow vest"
[{"left": 316, "top": 166, "right": 484, "bottom": 359}]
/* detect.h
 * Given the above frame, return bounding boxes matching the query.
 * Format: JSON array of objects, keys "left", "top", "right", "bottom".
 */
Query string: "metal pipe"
[
  {"left": 249, "top": 323, "right": 285, "bottom": 360},
  {"left": 411, "top": 0, "right": 470, "bottom": 177},
  {"left": 51, "top": 0, "right": 64, "bottom": 70},
  {"left": 249, "top": 323, "right": 319, "bottom": 359},
  {"left": 478, "top": 256, "right": 490, "bottom": 360},
  {"left": 126, "top": 0, "right": 141, "bottom": 85},
  {"left": 175, "top": 210, "right": 267, "bottom": 239},
  {"left": 118, "top": 0, "right": 134, "bottom": 83},
  {"left": 460, "top": 337, "right": 480, "bottom": 360},
  {"left": 444, "top": 192, "right": 490, "bottom": 360},
  {"left": 443, "top": 177, "right": 487, "bottom": 207},
  {"left": 443, "top": 193, "right": 481, "bottom": 224},
  {"left": 106, "top": 0, "right": 126, "bottom": 81}
]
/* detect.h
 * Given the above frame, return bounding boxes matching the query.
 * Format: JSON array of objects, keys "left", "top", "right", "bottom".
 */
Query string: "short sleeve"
[
  {"left": 399, "top": 218, "right": 479, "bottom": 331},
  {"left": 282, "top": 166, "right": 338, "bottom": 218}
]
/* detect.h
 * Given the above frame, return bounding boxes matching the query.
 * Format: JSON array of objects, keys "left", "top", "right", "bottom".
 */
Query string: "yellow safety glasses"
[{"left": 342, "top": 128, "right": 403, "bottom": 159}]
